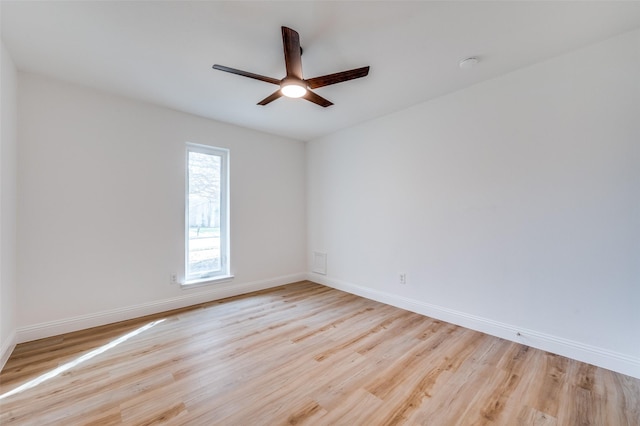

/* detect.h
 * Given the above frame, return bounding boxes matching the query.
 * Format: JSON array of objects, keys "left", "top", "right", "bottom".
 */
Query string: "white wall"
[
  {"left": 0, "top": 40, "right": 18, "bottom": 368},
  {"left": 16, "top": 73, "right": 306, "bottom": 340},
  {"left": 307, "top": 29, "right": 640, "bottom": 378}
]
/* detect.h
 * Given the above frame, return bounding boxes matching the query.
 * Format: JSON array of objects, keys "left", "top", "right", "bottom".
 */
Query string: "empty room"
[{"left": 1, "top": 1, "right": 639, "bottom": 424}]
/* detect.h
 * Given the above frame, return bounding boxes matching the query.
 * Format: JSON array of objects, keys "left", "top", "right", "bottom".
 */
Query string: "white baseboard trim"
[
  {"left": 310, "top": 273, "right": 640, "bottom": 379},
  {"left": 0, "top": 330, "right": 17, "bottom": 372},
  {"left": 16, "top": 273, "right": 307, "bottom": 344}
]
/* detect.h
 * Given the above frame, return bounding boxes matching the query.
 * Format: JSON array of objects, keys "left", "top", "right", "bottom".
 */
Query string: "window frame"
[{"left": 183, "top": 143, "right": 231, "bottom": 286}]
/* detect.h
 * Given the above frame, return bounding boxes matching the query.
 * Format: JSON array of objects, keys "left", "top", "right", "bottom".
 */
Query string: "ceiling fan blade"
[
  {"left": 303, "top": 90, "right": 334, "bottom": 108},
  {"left": 257, "top": 90, "right": 283, "bottom": 106},
  {"left": 306, "top": 66, "right": 370, "bottom": 89},
  {"left": 212, "top": 64, "right": 280, "bottom": 85},
  {"left": 281, "top": 26, "right": 303, "bottom": 79}
]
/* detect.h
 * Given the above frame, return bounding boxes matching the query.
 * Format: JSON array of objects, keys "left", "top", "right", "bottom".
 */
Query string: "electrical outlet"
[
  {"left": 170, "top": 273, "right": 178, "bottom": 284},
  {"left": 399, "top": 273, "right": 407, "bottom": 284}
]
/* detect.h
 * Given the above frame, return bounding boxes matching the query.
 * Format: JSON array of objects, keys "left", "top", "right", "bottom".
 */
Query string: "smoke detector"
[{"left": 459, "top": 57, "right": 479, "bottom": 69}]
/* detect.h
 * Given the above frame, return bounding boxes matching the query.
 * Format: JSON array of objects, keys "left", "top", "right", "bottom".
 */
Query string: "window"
[{"left": 185, "top": 143, "right": 230, "bottom": 284}]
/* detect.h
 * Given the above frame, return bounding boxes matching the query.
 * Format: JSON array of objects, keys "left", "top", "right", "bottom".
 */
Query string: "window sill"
[{"left": 181, "top": 275, "right": 234, "bottom": 288}]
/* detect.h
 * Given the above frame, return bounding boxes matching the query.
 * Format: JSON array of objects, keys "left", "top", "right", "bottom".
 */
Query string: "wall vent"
[{"left": 312, "top": 252, "right": 327, "bottom": 275}]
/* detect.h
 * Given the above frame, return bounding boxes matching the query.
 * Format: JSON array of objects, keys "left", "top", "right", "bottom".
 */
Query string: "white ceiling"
[{"left": 2, "top": 1, "right": 640, "bottom": 141}]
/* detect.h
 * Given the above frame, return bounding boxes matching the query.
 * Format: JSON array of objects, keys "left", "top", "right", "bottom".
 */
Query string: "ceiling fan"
[{"left": 212, "top": 26, "right": 370, "bottom": 107}]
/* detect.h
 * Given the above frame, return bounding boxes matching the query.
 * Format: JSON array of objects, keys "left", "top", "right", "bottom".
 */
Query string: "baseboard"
[
  {"left": 16, "top": 272, "right": 307, "bottom": 344},
  {"left": 310, "top": 273, "right": 640, "bottom": 380},
  {"left": 0, "top": 330, "right": 17, "bottom": 372}
]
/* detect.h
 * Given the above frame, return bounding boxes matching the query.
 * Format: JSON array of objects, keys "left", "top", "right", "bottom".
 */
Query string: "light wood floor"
[{"left": 1, "top": 281, "right": 638, "bottom": 425}]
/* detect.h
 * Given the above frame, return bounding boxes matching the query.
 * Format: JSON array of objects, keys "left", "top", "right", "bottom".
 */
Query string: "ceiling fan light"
[{"left": 281, "top": 81, "right": 307, "bottom": 98}]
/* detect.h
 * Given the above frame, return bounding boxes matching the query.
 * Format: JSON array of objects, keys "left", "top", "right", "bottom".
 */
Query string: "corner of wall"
[
  {"left": 0, "top": 39, "right": 19, "bottom": 371},
  {"left": 0, "top": 331, "right": 16, "bottom": 371}
]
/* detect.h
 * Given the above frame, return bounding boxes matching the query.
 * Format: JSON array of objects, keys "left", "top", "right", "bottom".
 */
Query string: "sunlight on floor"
[{"left": 0, "top": 319, "right": 166, "bottom": 401}]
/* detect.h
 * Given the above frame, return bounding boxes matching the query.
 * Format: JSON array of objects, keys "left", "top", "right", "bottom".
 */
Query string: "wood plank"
[{"left": 1, "top": 281, "right": 638, "bottom": 425}]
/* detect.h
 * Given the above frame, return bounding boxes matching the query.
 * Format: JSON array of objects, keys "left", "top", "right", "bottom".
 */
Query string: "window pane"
[{"left": 187, "top": 151, "right": 221, "bottom": 279}]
